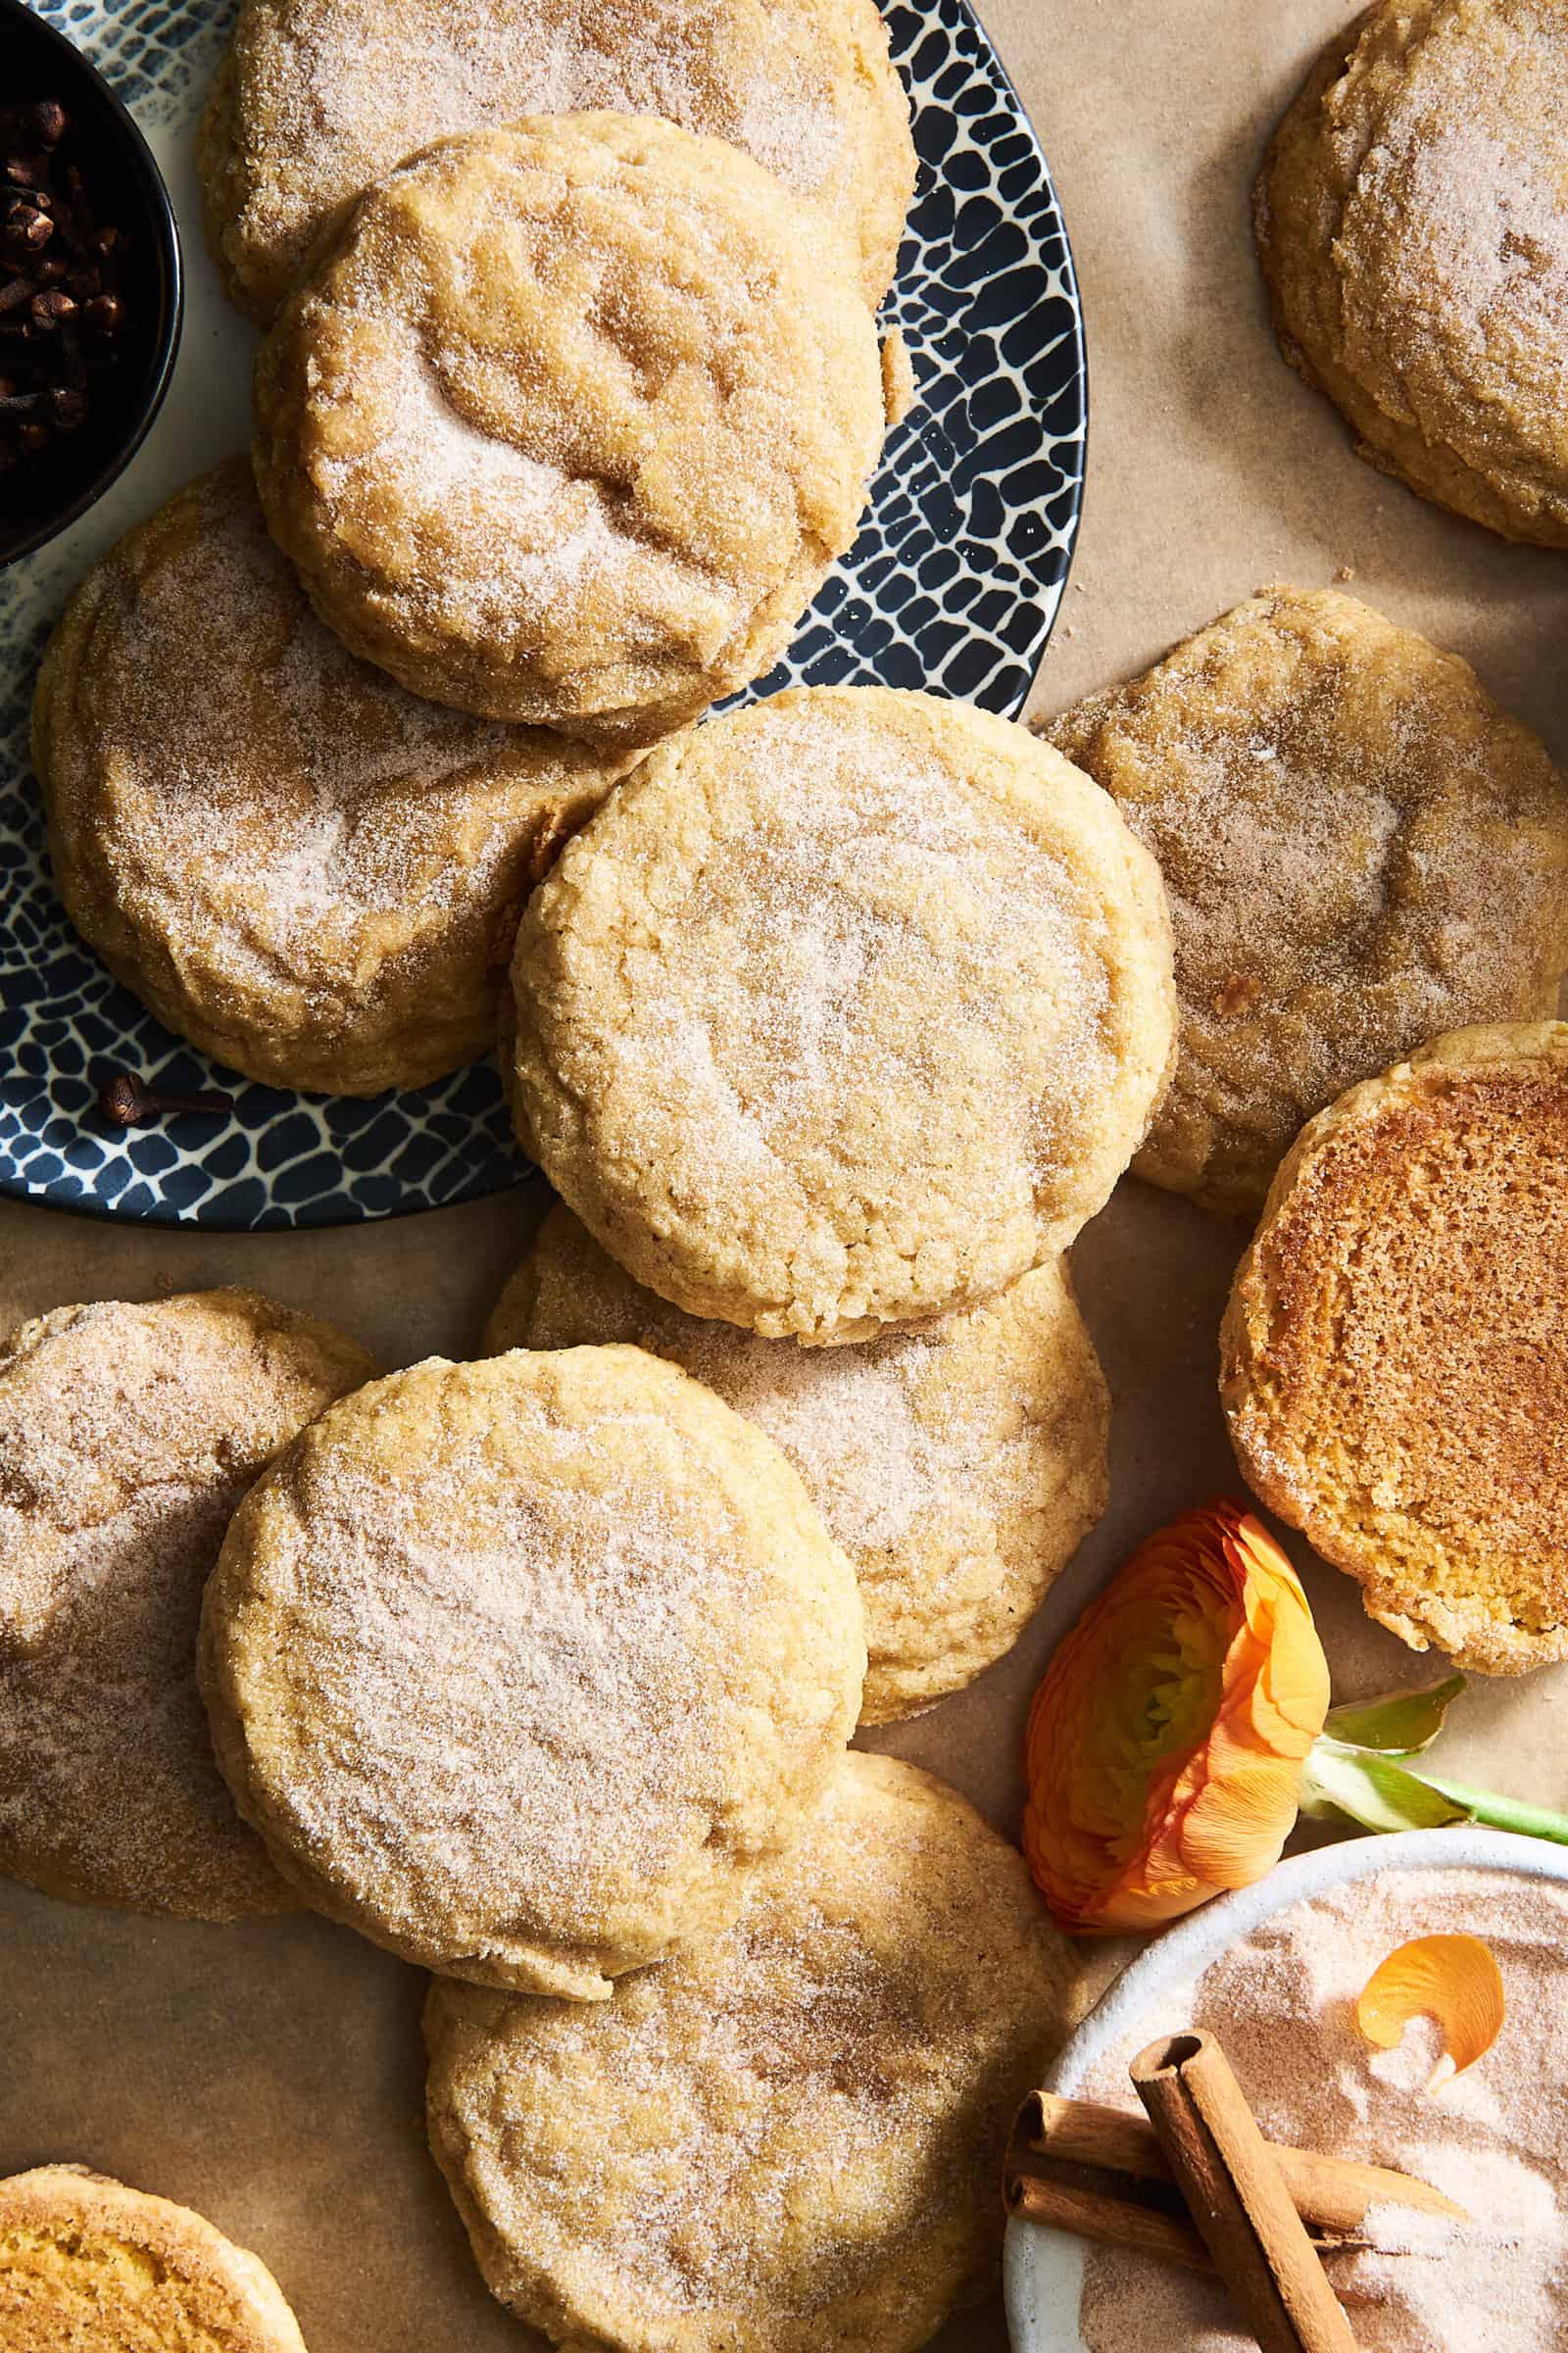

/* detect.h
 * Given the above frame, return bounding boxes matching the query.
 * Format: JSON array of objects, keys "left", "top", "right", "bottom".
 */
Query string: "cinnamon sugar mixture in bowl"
[{"left": 1076, "top": 1865, "right": 1568, "bottom": 2350}]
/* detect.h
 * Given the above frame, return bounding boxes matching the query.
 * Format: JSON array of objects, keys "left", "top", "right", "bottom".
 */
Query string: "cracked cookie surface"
[
  {"left": 252, "top": 115, "right": 887, "bottom": 748},
  {"left": 200, "top": 0, "right": 913, "bottom": 323}
]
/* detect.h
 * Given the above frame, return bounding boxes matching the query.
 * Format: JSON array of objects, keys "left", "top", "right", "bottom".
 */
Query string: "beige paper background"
[{"left": 4, "top": 3, "right": 1566, "bottom": 2346}]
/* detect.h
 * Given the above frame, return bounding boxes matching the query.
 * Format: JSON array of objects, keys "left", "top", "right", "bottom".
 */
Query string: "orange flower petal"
[
  {"left": 1021, "top": 1499, "right": 1330, "bottom": 1935},
  {"left": 1356, "top": 1935, "right": 1505, "bottom": 2090}
]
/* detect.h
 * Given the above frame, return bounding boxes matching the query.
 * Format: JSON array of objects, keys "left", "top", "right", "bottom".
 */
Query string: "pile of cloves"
[{"left": 1, "top": 99, "right": 129, "bottom": 480}]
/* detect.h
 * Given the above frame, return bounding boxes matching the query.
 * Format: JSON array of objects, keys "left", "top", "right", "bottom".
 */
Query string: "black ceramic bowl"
[{"left": 0, "top": 0, "right": 182, "bottom": 565}]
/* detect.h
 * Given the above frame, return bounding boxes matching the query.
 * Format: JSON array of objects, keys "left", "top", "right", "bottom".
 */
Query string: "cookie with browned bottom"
[
  {"left": 425, "top": 1752, "right": 1078, "bottom": 2353},
  {"left": 1223, "top": 1024, "right": 1568, "bottom": 1670},
  {"left": 0, "top": 2165, "right": 307, "bottom": 2353}
]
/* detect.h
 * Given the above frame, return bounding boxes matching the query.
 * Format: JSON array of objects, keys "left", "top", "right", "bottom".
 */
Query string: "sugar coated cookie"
[
  {"left": 253, "top": 116, "right": 888, "bottom": 747},
  {"left": 1223, "top": 1023, "right": 1568, "bottom": 1671},
  {"left": 200, "top": 0, "right": 913, "bottom": 323},
  {"left": 510, "top": 687, "right": 1176, "bottom": 1344},
  {"left": 0, "top": 1291, "right": 372, "bottom": 1921},
  {"left": 1049, "top": 588, "right": 1568, "bottom": 1213},
  {"left": 0, "top": 2165, "right": 307, "bottom": 2353},
  {"left": 425, "top": 1751, "right": 1077, "bottom": 2353},
  {"left": 199, "top": 1347, "right": 864, "bottom": 1995},
  {"left": 1257, "top": 0, "right": 1568, "bottom": 542},
  {"left": 33, "top": 461, "right": 621, "bottom": 1097},
  {"left": 486, "top": 1203, "right": 1110, "bottom": 1723}
]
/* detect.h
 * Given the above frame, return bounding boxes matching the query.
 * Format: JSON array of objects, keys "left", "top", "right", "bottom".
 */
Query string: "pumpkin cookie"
[
  {"left": 33, "top": 461, "right": 620, "bottom": 1097},
  {"left": 1257, "top": 0, "right": 1568, "bottom": 542},
  {"left": 485, "top": 1204, "right": 1110, "bottom": 1723},
  {"left": 199, "top": 1347, "right": 863, "bottom": 1995},
  {"left": 1048, "top": 588, "right": 1568, "bottom": 1215},
  {"left": 1222, "top": 1024, "right": 1568, "bottom": 1672},
  {"left": 510, "top": 687, "right": 1175, "bottom": 1345},
  {"left": 0, "top": 2166, "right": 307, "bottom": 2353},
  {"left": 200, "top": 0, "right": 913, "bottom": 324},
  {"left": 425, "top": 1751, "right": 1077, "bottom": 2353},
  {"left": 252, "top": 116, "right": 888, "bottom": 748},
  {"left": 0, "top": 1291, "right": 372, "bottom": 1920}
]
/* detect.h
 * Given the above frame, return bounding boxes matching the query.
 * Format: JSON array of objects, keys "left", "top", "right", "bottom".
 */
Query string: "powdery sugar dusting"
[
  {"left": 1111, "top": 686, "right": 1525, "bottom": 1077},
  {"left": 1364, "top": 5, "right": 1568, "bottom": 400},
  {"left": 0, "top": 1299, "right": 348, "bottom": 1913},
  {"left": 526, "top": 1234, "right": 1028, "bottom": 1561},
  {"left": 654, "top": 1328, "right": 1025, "bottom": 1565},
  {"left": 305, "top": 283, "right": 746, "bottom": 665},
  {"left": 620, "top": 713, "right": 1115, "bottom": 1222},
  {"left": 0, "top": 1484, "right": 251, "bottom": 1905},
  {"left": 263, "top": 1402, "right": 770, "bottom": 1946},
  {"left": 253, "top": 0, "right": 847, "bottom": 216},
  {"left": 430, "top": 1760, "right": 1047, "bottom": 2329},
  {"left": 1077, "top": 1865, "right": 1568, "bottom": 2350},
  {"left": 93, "top": 476, "right": 522, "bottom": 992}
]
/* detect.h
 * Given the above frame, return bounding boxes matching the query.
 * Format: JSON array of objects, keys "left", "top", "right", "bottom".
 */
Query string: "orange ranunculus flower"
[{"left": 1022, "top": 1500, "right": 1330, "bottom": 1936}]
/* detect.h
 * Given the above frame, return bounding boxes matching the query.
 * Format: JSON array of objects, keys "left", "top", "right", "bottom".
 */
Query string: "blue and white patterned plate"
[{"left": 0, "top": 0, "right": 1087, "bottom": 1228}]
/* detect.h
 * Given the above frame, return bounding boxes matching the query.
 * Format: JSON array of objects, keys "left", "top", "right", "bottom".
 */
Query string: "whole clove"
[
  {"left": 0, "top": 101, "right": 130, "bottom": 479},
  {"left": 97, "top": 1071, "right": 235, "bottom": 1127}
]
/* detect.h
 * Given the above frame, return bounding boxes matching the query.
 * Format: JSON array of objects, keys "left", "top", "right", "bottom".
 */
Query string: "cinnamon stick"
[
  {"left": 1004, "top": 2172, "right": 1216, "bottom": 2272},
  {"left": 1131, "top": 2032, "right": 1358, "bottom": 2353},
  {"left": 1014, "top": 2089, "right": 1466, "bottom": 2234}
]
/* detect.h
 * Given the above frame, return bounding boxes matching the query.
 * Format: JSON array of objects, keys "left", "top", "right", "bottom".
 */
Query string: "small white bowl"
[{"left": 1003, "top": 1827, "right": 1568, "bottom": 2353}]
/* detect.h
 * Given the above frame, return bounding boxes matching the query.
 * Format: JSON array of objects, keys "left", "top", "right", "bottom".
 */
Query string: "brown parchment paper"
[{"left": 5, "top": 5, "right": 1568, "bottom": 2347}]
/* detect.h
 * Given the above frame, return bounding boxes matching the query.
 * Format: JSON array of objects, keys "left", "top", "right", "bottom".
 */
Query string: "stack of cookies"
[
  {"left": 20, "top": 3, "right": 1568, "bottom": 2348},
  {"left": 0, "top": 1282, "right": 1110, "bottom": 2353},
  {"left": 8, "top": 10, "right": 1198, "bottom": 2348},
  {"left": 30, "top": 0, "right": 919, "bottom": 1101},
  {"left": 2, "top": 654, "right": 1184, "bottom": 2349}
]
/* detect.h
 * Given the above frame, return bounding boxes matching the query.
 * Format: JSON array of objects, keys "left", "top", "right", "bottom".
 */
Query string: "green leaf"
[
  {"left": 1321, "top": 1674, "right": 1467, "bottom": 1756},
  {"left": 1298, "top": 1743, "right": 1476, "bottom": 1835}
]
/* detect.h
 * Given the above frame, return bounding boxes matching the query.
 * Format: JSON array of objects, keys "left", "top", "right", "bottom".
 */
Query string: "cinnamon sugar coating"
[
  {"left": 33, "top": 461, "right": 621, "bottom": 1097},
  {"left": 424, "top": 1751, "right": 1078, "bottom": 2353},
  {"left": 0, "top": 2166, "right": 308, "bottom": 2353},
  {"left": 198, "top": 1347, "right": 864, "bottom": 1996},
  {"left": 252, "top": 116, "right": 888, "bottom": 747},
  {"left": 1257, "top": 0, "right": 1568, "bottom": 542},
  {"left": 1049, "top": 588, "right": 1568, "bottom": 1214},
  {"left": 1222, "top": 1023, "right": 1568, "bottom": 1671},
  {"left": 485, "top": 1203, "right": 1109, "bottom": 1724},
  {"left": 509, "top": 687, "right": 1177, "bottom": 1346},
  {"left": 0, "top": 1290, "right": 373, "bottom": 1921},
  {"left": 199, "top": 0, "right": 913, "bottom": 324}
]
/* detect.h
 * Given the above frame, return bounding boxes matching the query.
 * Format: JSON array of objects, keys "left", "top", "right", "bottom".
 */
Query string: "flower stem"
[{"left": 1419, "top": 1773, "right": 1568, "bottom": 1846}]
